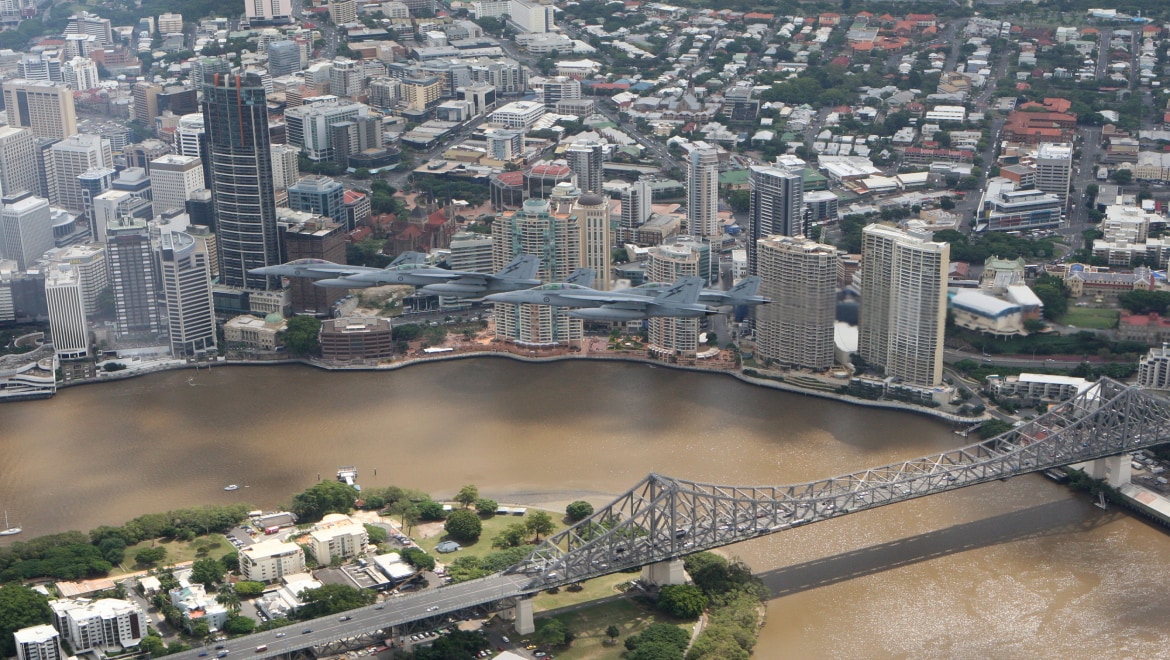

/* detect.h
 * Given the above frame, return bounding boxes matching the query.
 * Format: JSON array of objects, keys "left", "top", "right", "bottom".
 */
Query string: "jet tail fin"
[
  {"left": 563, "top": 268, "right": 595, "bottom": 288},
  {"left": 495, "top": 254, "right": 540, "bottom": 280},
  {"left": 388, "top": 251, "right": 426, "bottom": 267},
  {"left": 652, "top": 276, "right": 704, "bottom": 305},
  {"left": 728, "top": 276, "right": 761, "bottom": 299}
]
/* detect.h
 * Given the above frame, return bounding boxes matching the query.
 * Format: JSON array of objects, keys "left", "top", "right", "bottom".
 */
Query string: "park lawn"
[
  {"left": 529, "top": 598, "right": 694, "bottom": 660},
  {"left": 1059, "top": 307, "right": 1120, "bottom": 330},
  {"left": 416, "top": 511, "right": 562, "bottom": 561},
  {"left": 116, "top": 534, "right": 234, "bottom": 575},
  {"left": 533, "top": 572, "right": 634, "bottom": 611}
]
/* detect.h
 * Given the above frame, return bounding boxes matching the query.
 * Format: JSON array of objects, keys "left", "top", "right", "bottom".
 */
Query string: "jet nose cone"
[
  {"left": 248, "top": 267, "right": 275, "bottom": 275},
  {"left": 483, "top": 292, "right": 514, "bottom": 303}
]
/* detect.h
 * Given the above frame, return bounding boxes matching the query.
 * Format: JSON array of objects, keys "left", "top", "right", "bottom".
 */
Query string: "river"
[{"left": 3, "top": 359, "right": 1170, "bottom": 657}]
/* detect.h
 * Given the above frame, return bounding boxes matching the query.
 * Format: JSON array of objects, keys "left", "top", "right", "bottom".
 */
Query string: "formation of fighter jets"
[{"left": 248, "top": 253, "right": 769, "bottom": 321}]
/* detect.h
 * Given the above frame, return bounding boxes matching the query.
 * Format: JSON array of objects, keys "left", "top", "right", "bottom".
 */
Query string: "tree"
[
  {"left": 284, "top": 316, "right": 322, "bottom": 357},
  {"left": 624, "top": 623, "right": 689, "bottom": 655},
  {"left": 191, "top": 557, "right": 225, "bottom": 588},
  {"left": 364, "top": 524, "right": 388, "bottom": 544},
  {"left": 291, "top": 480, "right": 359, "bottom": 522},
  {"left": 1031, "top": 275, "right": 1070, "bottom": 320},
  {"left": 939, "top": 196, "right": 955, "bottom": 210},
  {"left": 221, "top": 551, "right": 239, "bottom": 572},
  {"left": 657, "top": 584, "right": 707, "bottom": 619},
  {"left": 1112, "top": 169, "right": 1133, "bottom": 185},
  {"left": 444, "top": 509, "right": 483, "bottom": 542},
  {"left": 475, "top": 498, "right": 498, "bottom": 516},
  {"left": 135, "top": 546, "right": 167, "bottom": 565},
  {"left": 455, "top": 484, "right": 479, "bottom": 508},
  {"left": 605, "top": 624, "right": 621, "bottom": 644},
  {"left": 727, "top": 189, "right": 750, "bottom": 213},
  {"left": 216, "top": 585, "right": 241, "bottom": 612},
  {"left": 97, "top": 536, "right": 127, "bottom": 564},
  {"left": 401, "top": 547, "right": 436, "bottom": 572},
  {"left": 417, "top": 500, "right": 446, "bottom": 521},
  {"left": 0, "top": 585, "right": 52, "bottom": 657},
  {"left": 223, "top": 614, "right": 255, "bottom": 634},
  {"left": 534, "top": 618, "right": 567, "bottom": 646},
  {"left": 234, "top": 581, "right": 265, "bottom": 597},
  {"left": 296, "top": 584, "right": 376, "bottom": 618},
  {"left": 627, "top": 642, "right": 684, "bottom": 660},
  {"left": 565, "top": 500, "right": 594, "bottom": 522},
  {"left": 525, "top": 511, "right": 555, "bottom": 541},
  {"left": 1024, "top": 318, "right": 1047, "bottom": 334},
  {"left": 492, "top": 522, "right": 529, "bottom": 548}
]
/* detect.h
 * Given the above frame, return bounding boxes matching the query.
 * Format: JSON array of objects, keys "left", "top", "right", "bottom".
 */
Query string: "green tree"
[
  {"left": 221, "top": 551, "right": 239, "bottom": 573},
  {"left": 223, "top": 614, "right": 255, "bottom": 634},
  {"left": 492, "top": 522, "right": 529, "bottom": 548},
  {"left": 1031, "top": 275, "right": 1069, "bottom": 320},
  {"left": 939, "top": 196, "right": 955, "bottom": 210},
  {"left": 1112, "top": 169, "right": 1133, "bottom": 185},
  {"left": 0, "top": 585, "right": 52, "bottom": 657},
  {"left": 454, "top": 484, "right": 479, "bottom": 508},
  {"left": 191, "top": 556, "right": 225, "bottom": 588},
  {"left": 284, "top": 316, "right": 322, "bottom": 357},
  {"left": 444, "top": 509, "right": 483, "bottom": 542},
  {"left": 628, "top": 642, "right": 684, "bottom": 660},
  {"left": 97, "top": 536, "right": 127, "bottom": 564},
  {"left": 565, "top": 500, "right": 594, "bottom": 522},
  {"left": 401, "top": 547, "right": 435, "bottom": 572},
  {"left": 727, "top": 189, "right": 750, "bottom": 212},
  {"left": 297, "top": 584, "right": 376, "bottom": 618},
  {"left": 190, "top": 621, "right": 211, "bottom": 640},
  {"left": 416, "top": 500, "right": 446, "bottom": 521},
  {"left": 234, "top": 581, "right": 265, "bottom": 597},
  {"left": 606, "top": 624, "right": 621, "bottom": 643},
  {"left": 657, "top": 583, "right": 707, "bottom": 619},
  {"left": 625, "top": 623, "right": 689, "bottom": 655},
  {"left": 534, "top": 618, "right": 567, "bottom": 646},
  {"left": 525, "top": 511, "right": 555, "bottom": 541},
  {"left": 215, "top": 585, "right": 240, "bottom": 612},
  {"left": 475, "top": 498, "right": 498, "bottom": 516},
  {"left": 364, "top": 523, "right": 388, "bottom": 544},
  {"left": 291, "top": 480, "right": 359, "bottom": 522}
]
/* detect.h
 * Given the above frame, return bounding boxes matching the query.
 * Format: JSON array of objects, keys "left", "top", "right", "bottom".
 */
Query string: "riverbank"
[{"left": 53, "top": 347, "right": 988, "bottom": 425}]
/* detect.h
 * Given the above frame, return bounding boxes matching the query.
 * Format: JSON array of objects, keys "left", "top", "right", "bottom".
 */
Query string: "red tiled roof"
[{"left": 343, "top": 190, "right": 367, "bottom": 203}]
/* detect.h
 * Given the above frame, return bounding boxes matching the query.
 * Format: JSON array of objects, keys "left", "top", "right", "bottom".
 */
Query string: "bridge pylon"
[
  {"left": 509, "top": 597, "right": 535, "bottom": 635},
  {"left": 640, "top": 559, "right": 686, "bottom": 586},
  {"left": 1086, "top": 454, "right": 1132, "bottom": 488}
]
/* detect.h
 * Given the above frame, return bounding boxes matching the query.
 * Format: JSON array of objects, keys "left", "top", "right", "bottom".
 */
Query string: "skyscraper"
[
  {"left": 0, "top": 125, "right": 38, "bottom": 197},
  {"left": 685, "top": 141, "right": 719, "bottom": 237},
  {"left": 281, "top": 217, "right": 346, "bottom": 315},
  {"left": 267, "top": 40, "right": 302, "bottom": 77},
  {"left": 1, "top": 80, "right": 78, "bottom": 139},
  {"left": 132, "top": 81, "right": 162, "bottom": 126},
  {"left": 565, "top": 140, "right": 604, "bottom": 194},
  {"left": 202, "top": 71, "right": 280, "bottom": 290},
  {"left": 159, "top": 231, "right": 217, "bottom": 358},
  {"left": 78, "top": 167, "right": 115, "bottom": 238},
  {"left": 271, "top": 144, "right": 301, "bottom": 191},
  {"left": 106, "top": 215, "right": 161, "bottom": 339},
  {"left": 755, "top": 235, "right": 837, "bottom": 371},
  {"left": 50, "top": 134, "right": 112, "bottom": 213},
  {"left": 491, "top": 198, "right": 581, "bottom": 346},
  {"left": 1035, "top": 142, "right": 1073, "bottom": 205},
  {"left": 619, "top": 178, "right": 652, "bottom": 243},
  {"left": 859, "top": 224, "right": 949, "bottom": 387},
  {"left": 149, "top": 154, "right": 205, "bottom": 213},
  {"left": 646, "top": 242, "right": 700, "bottom": 356},
  {"left": 572, "top": 193, "right": 611, "bottom": 290},
  {"left": 287, "top": 175, "right": 347, "bottom": 228},
  {"left": 44, "top": 263, "right": 89, "bottom": 359},
  {"left": 747, "top": 164, "right": 804, "bottom": 276},
  {"left": 0, "top": 192, "right": 53, "bottom": 270}
]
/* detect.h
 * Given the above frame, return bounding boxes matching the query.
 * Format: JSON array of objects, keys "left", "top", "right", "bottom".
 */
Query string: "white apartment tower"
[
  {"left": 0, "top": 191, "right": 53, "bottom": 270},
  {"left": 619, "top": 178, "right": 652, "bottom": 241},
  {"left": 747, "top": 164, "right": 804, "bottom": 276},
  {"left": 2, "top": 80, "right": 78, "bottom": 139},
  {"left": 1035, "top": 142, "right": 1073, "bottom": 205},
  {"left": 44, "top": 264, "right": 89, "bottom": 359},
  {"left": 755, "top": 235, "right": 837, "bottom": 370},
  {"left": 149, "top": 155, "right": 205, "bottom": 213},
  {"left": 565, "top": 140, "right": 604, "bottom": 194},
  {"left": 859, "top": 224, "right": 949, "bottom": 387},
  {"left": 174, "top": 114, "right": 206, "bottom": 160},
  {"left": 14, "top": 625, "right": 64, "bottom": 660},
  {"left": 0, "top": 125, "right": 38, "bottom": 197},
  {"left": 49, "top": 598, "right": 146, "bottom": 654},
  {"left": 239, "top": 539, "right": 305, "bottom": 582},
  {"left": 271, "top": 144, "right": 301, "bottom": 190},
  {"left": 50, "top": 243, "right": 107, "bottom": 316},
  {"left": 685, "top": 141, "right": 719, "bottom": 238},
  {"left": 647, "top": 243, "right": 700, "bottom": 356},
  {"left": 572, "top": 193, "right": 611, "bottom": 290},
  {"left": 246, "top": 0, "right": 292, "bottom": 23},
  {"left": 50, "top": 134, "right": 113, "bottom": 213},
  {"left": 62, "top": 57, "right": 100, "bottom": 91},
  {"left": 159, "top": 231, "right": 217, "bottom": 359}
]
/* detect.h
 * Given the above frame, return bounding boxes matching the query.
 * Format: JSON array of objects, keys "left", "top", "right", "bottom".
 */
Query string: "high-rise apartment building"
[
  {"left": 64, "top": 12, "right": 113, "bottom": 45},
  {"left": 2, "top": 80, "right": 78, "bottom": 139},
  {"left": 685, "top": 141, "right": 719, "bottom": 237},
  {"left": 491, "top": 198, "right": 582, "bottom": 346},
  {"left": 619, "top": 178, "right": 652, "bottom": 242},
  {"left": 157, "top": 13, "right": 183, "bottom": 33},
  {"left": 106, "top": 216, "right": 161, "bottom": 339},
  {"left": 565, "top": 140, "right": 603, "bottom": 194},
  {"left": 646, "top": 242, "right": 700, "bottom": 356},
  {"left": 267, "top": 40, "right": 302, "bottom": 77},
  {"left": 132, "top": 82, "right": 162, "bottom": 126},
  {"left": 91, "top": 190, "right": 153, "bottom": 243},
  {"left": 1035, "top": 142, "right": 1073, "bottom": 206},
  {"left": 756, "top": 235, "right": 837, "bottom": 371},
  {"left": 271, "top": 143, "right": 301, "bottom": 190},
  {"left": 0, "top": 125, "right": 37, "bottom": 197},
  {"left": 329, "top": 58, "right": 364, "bottom": 98},
  {"left": 149, "top": 154, "right": 205, "bottom": 213},
  {"left": 14, "top": 625, "right": 63, "bottom": 660},
  {"left": 44, "top": 263, "right": 89, "bottom": 359},
  {"left": 202, "top": 71, "right": 280, "bottom": 290},
  {"left": 281, "top": 217, "right": 346, "bottom": 315},
  {"left": 747, "top": 164, "right": 804, "bottom": 276},
  {"left": 78, "top": 167, "right": 115, "bottom": 238},
  {"left": 61, "top": 57, "right": 100, "bottom": 92},
  {"left": 17, "top": 54, "right": 62, "bottom": 83},
  {"left": 571, "top": 193, "right": 611, "bottom": 290},
  {"left": 50, "top": 134, "right": 112, "bottom": 213},
  {"left": 448, "top": 232, "right": 492, "bottom": 273},
  {"left": 0, "top": 192, "right": 53, "bottom": 270},
  {"left": 508, "top": 0, "right": 555, "bottom": 33},
  {"left": 48, "top": 243, "right": 106, "bottom": 316},
  {"left": 285, "top": 98, "right": 371, "bottom": 162},
  {"left": 328, "top": 0, "right": 356, "bottom": 24},
  {"left": 246, "top": 0, "right": 292, "bottom": 23},
  {"left": 287, "top": 175, "right": 347, "bottom": 228},
  {"left": 859, "top": 224, "right": 949, "bottom": 386},
  {"left": 159, "top": 231, "right": 217, "bottom": 358},
  {"left": 540, "top": 76, "right": 580, "bottom": 108},
  {"left": 49, "top": 599, "right": 145, "bottom": 654}
]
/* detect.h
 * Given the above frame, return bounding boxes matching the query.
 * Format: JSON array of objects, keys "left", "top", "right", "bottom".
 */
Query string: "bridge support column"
[
  {"left": 640, "top": 559, "right": 686, "bottom": 586},
  {"left": 511, "top": 597, "right": 535, "bottom": 635},
  {"left": 1086, "top": 455, "right": 1131, "bottom": 488}
]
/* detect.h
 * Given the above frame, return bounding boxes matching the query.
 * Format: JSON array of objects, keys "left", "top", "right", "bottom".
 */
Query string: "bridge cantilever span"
[{"left": 509, "top": 379, "right": 1170, "bottom": 588}]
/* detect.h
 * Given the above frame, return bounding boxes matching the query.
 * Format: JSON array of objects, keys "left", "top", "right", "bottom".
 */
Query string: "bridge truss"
[{"left": 509, "top": 379, "right": 1170, "bottom": 587}]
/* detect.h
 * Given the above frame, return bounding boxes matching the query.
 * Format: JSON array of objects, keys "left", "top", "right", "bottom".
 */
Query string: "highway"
[{"left": 167, "top": 574, "right": 532, "bottom": 660}]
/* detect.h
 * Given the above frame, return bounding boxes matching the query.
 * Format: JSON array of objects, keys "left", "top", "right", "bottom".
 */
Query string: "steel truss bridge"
[{"left": 169, "top": 379, "right": 1169, "bottom": 660}]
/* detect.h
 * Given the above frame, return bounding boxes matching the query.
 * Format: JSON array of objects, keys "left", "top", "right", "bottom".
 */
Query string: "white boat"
[
  {"left": 224, "top": 485, "right": 239, "bottom": 491},
  {"left": 0, "top": 510, "right": 21, "bottom": 536}
]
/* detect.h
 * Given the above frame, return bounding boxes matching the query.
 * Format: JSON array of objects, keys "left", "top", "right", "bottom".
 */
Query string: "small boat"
[
  {"left": 0, "top": 511, "right": 21, "bottom": 536},
  {"left": 224, "top": 485, "right": 240, "bottom": 491}
]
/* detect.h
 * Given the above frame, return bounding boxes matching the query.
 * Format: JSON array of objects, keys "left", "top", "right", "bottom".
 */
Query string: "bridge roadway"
[
  {"left": 169, "top": 574, "right": 531, "bottom": 660},
  {"left": 169, "top": 380, "right": 1169, "bottom": 658}
]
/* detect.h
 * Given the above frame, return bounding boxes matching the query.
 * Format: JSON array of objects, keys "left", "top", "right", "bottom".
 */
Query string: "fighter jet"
[
  {"left": 484, "top": 276, "right": 716, "bottom": 322},
  {"left": 635, "top": 276, "right": 769, "bottom": 307},
  {"left": 247, "top": 252, "right": 426, "bottom": 280},
  {"left": 314, "top": 254, "right": 542, "bottom": 298}
]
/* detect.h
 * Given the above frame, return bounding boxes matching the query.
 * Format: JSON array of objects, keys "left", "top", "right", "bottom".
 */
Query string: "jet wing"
[{"left": 554, "top": 291, "right": 653, "bottom": 304}]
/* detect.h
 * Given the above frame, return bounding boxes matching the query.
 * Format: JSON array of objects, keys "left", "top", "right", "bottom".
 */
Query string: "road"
[
  {"left": 168, "top": 574, "right": 532, "bottom": 660},
  {"left": 943, "top": 348, "right": 1092, "bottom": 369}
]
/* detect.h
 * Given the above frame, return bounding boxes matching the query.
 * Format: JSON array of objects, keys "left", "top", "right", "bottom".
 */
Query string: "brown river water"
[{"left": 2, "top": 359, "right": 1169, "bottom": 658}]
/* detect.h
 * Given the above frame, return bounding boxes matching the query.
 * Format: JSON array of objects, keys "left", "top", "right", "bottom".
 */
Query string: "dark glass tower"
[{"left": 201, "top": 71, "right": 279, "bottom": 290}]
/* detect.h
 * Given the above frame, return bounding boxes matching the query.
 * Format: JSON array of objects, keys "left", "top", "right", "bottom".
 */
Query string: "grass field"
[
  {"left": 415, "top": 510, "right": 563, "bottom": 561},
  {"left": 116, "top": 534, "right": 234, "bottom": 574},
  {"left": 529, "top": 598, "right": 694, "bottom": 660},
  {"left": 533, "top": 572, "right": 635, "bottom": 611},
  {"left": 1059, "top": 307, "right": 1120, "bottom": 329}
]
